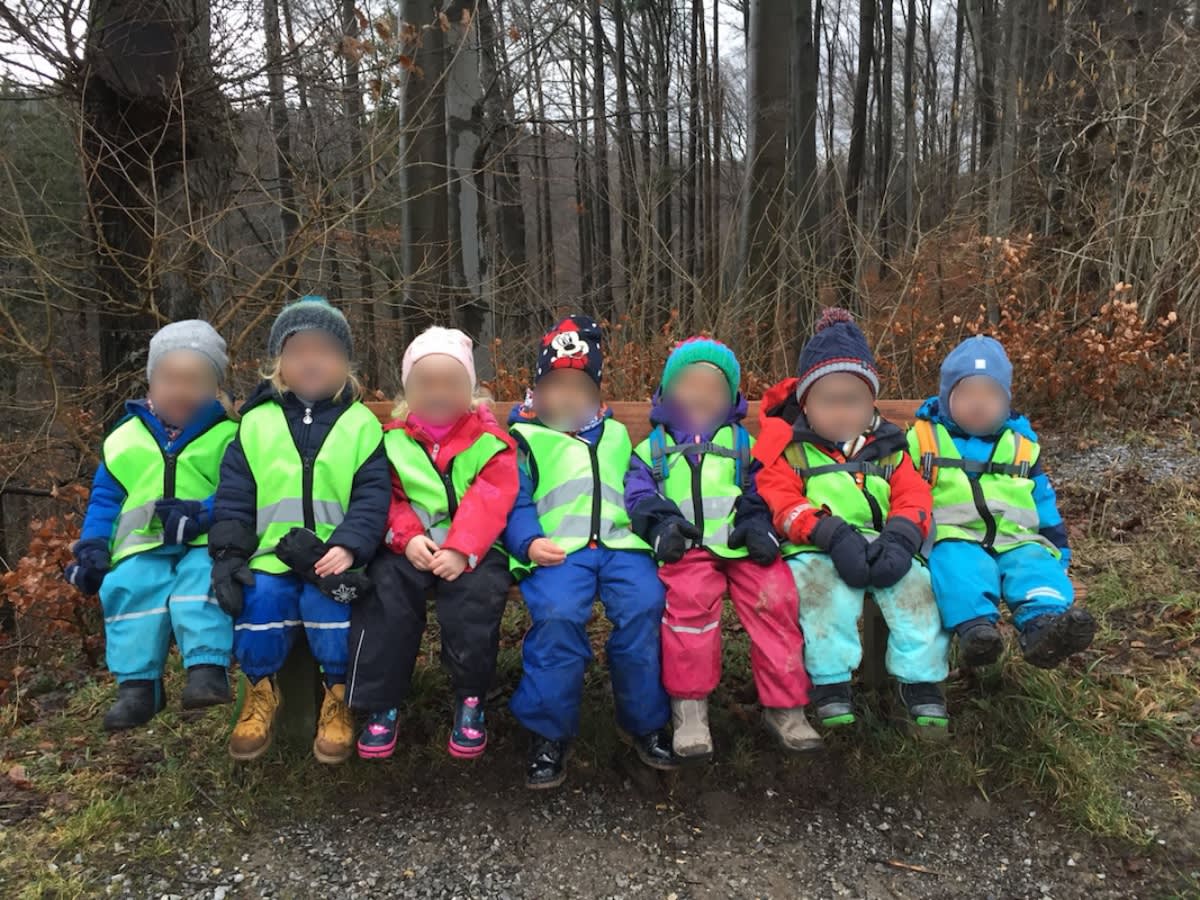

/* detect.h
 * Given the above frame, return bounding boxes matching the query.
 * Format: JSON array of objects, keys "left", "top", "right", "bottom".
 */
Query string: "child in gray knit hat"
[
  {"left": 209, "top": 295, "right": 391, "bottom": 764},
  {"left": 65, "top": 319, "right": 239, "bottom": 731}
]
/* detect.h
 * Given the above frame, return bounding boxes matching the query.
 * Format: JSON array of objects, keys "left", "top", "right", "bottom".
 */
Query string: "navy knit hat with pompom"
[{"left": 794, "top": 307, "right": 879, "bottom": 402}]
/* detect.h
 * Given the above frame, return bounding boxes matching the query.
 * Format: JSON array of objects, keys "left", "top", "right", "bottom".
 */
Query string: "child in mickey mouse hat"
[
  {"left": 503, "top": 315, "right": 677, "bottom": 789},
  {"left": 626, "top": 338, "right": 819, "bottom": 761}
]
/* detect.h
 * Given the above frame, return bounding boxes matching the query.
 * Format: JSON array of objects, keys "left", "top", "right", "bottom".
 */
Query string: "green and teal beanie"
[{"left": 661, "top": 337, "right": 741, "bottom": 401}]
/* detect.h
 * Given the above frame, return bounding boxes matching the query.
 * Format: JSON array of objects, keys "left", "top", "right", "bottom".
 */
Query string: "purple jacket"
[{"left": 624, "top": 390, "right": 773, "bottom": 547}]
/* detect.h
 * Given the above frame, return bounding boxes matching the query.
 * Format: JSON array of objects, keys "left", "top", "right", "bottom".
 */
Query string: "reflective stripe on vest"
[
  {"left": 906, "top": 420, "right": 1057, "bottom": 555},
  {"left": 633, "top": 425, "right": 749, "bottom": 559},
  {"left": 511, "top": 420, "right": 648, "bottom": 570},
  {"left": 778, "top": 442, "right": 897, "bottom": 557},
  {"left": 239, "top": 401, "right": 383, "bottom": 573},
  {"left": 103, "top": 416, "right": 237, "bottom": 563},
  {"left": 383, "top": 428, "right": 509, "bottom": 548}
]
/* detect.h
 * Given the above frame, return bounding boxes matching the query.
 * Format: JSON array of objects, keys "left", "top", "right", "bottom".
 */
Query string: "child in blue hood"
[
  {"left": 65, "top": 321, "right": 238, "bottom": 730},
  {"left": 908, "top": 335, "right": 1096, "bottom": 668}
]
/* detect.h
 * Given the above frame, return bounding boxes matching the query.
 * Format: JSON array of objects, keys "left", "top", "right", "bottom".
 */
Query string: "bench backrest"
[{"left": 365, "top": 399, "right": 925, "bottom": 445}]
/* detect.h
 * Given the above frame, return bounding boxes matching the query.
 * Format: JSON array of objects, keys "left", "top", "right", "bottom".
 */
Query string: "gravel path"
[{"left": 108, "top": 756, "right": 1185, "bottom": 900}]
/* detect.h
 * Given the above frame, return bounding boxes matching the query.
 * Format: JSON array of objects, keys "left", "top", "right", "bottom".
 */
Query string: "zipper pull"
[
  {"left": 431, "top": 442, "right": 440, "bottom": 462},
  {"left": 303, "top": 407, "right": 313, "bottom": 425}
]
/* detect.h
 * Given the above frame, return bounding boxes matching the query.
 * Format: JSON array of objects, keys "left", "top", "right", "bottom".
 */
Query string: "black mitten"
[
  {"left": 728, "top": 522, "right": 781, "bottom": 565},
  {"left": 274, "top": 527, "right": 327, "bottom": 575},
  {"left": 651, "top": 518, "right": 703, "bottom": 564},
  {"left": 317, "top": 571, "right": 375, "bottom": 604},
  {"left": 811, "top": 516, "right": 871, "bottom": 588},
  {"left": 866, "top": 519, "right": 922, "bottom": 588}
]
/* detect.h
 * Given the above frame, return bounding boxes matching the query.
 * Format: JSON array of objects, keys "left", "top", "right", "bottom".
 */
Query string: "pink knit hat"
[{"left": 401, "top": 326, "right": 476, "bottom": 388}]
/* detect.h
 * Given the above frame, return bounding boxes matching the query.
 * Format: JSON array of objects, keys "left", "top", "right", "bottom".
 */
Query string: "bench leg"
[
  {"left": 275, "top": 633, "right": 322, "bottom": 748},
  {"left": 860, "top": 593, "right": 890, "bottom": 694}
]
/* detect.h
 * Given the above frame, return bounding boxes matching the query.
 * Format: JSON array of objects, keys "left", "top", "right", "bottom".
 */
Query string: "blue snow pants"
[{"left": 233, "top": 572, "right": 350, "bottom": 683}]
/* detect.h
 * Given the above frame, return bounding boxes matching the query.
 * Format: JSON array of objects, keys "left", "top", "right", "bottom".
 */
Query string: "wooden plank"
[{"left": 366, "top": 399, "right": 926, "bottom": 445}]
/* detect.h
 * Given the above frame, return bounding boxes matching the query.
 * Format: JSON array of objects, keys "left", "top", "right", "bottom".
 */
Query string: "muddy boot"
[
  {"left": 526, "top": 735, "right": 568, "bottom": 790},
  {"left": 181, "top": 665, "right": 231, "bottom": 709},
  {"left": 103, "top": 680, "right": 164, "bottom": 732},
  {"left": 763, "top": 706, "right": 824, "bottom": 753},
  {"left": 313, "top": 683, "right": 354, "bottom": 765},
  {"left": 956, "top": 618, "right": 1003, "bottom": 667},
  {"left": 1020, "top": 608, "right": 1097, "bottom": 669},
  {"left": 809, "top": 682, "right": 855, "bottom": 729},
  {"left": 670, "top": 698, "right": 713, "bottom": 762},
  {"left": 229, "top": 677, "right": 279, "bottom": 761},
  {"left": 898, "top": 682, "right": 950, "bottom": 741}
]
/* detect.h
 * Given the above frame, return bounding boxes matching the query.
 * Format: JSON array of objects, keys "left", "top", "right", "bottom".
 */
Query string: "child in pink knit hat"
[{"left": 346, "top": 326, "right": 518, "bottom": 760}]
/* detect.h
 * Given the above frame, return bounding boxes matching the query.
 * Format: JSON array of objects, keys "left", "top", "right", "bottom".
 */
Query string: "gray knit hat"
[
  {"left": 147, "top": 320, "right": 229, "bottom": 384},
  {"left": 268, "top": 295, "right": 353, "bottom": 359}
]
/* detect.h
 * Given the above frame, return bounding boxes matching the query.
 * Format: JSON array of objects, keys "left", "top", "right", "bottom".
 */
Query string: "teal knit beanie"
[{"left": 661, "top": 337, "right": 741, "bottom": 401}]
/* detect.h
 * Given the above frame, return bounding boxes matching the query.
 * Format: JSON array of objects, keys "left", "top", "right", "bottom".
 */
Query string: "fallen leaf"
[{"left": 7, "top": 764, "right": 32, "bottom": 789}]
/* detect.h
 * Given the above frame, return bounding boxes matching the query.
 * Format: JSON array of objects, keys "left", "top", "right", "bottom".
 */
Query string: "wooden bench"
[{"left": 269, "top": 398, "right": 1082, "bottom": 745}]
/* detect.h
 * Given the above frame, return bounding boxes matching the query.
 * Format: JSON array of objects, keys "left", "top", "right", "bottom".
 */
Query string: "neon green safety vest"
[
  {"left": 239, "top": 401, "right": 383, "bottom": 573},
  {"left": 510, "top": 419, "right": 648, "bottom": 574},
  {"left": 383, "top": 427, "right": 509, "bottom": 557},
  {"left": 907, "top": 419, "right": 1056, "bottom": 556},
  {"left": 633, "top": 425, "right": 752, "bottom": 559},
  {"left": 779, "top": 442, "right": 901, "bottom": 557},
  {"left": 102, "top": 415, "right": 237, "bottom": 563}
]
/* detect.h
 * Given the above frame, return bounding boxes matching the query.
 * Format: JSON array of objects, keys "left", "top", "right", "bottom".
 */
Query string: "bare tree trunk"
[
  {"left": 264, "top": 0, "right": 298, "bottom": 286},
  {"left": 903, "top": 0, "right": 917, "bottom": 248},
  {"left": 739, "top": 0, "right": 793, "bottom": 318},
  {"left": 82, "top": 0, "right": 233, "bottom": 412},
  {"left": 840, "top": 0, "right": 877, "bottom": 311},
  {"left": 400, "top": 0, "right": 449, "bottom": 334},
  {"left": 613, "top": 0, "right": 639, "bottom": 311},
  {"left": 948, "top": 0, "right": 966, "bottom": 193},
  {"left": 591, "top": 0, "right": 613, "bottom": 317},
  {"left": 573, "top": 11, "right": 594, "bottom": 299},
  {"left": 877, "top": 0, "right": 895, "bottom": 272}
]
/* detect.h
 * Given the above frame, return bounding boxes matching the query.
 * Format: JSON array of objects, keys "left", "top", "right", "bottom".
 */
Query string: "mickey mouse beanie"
[{"left": 535, "top": 315, "right": 604, "bottom": 387}]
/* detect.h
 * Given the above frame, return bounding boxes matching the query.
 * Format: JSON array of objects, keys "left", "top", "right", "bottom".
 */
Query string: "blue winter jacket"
[
  {"left": 212, "top": 381, "right": 390, "bottom": 568},
  {"left": 915, "top": 396, "right": 1070, "bottom": 566},
  {"left": 80, "top": 398, "right": 229, "bottom": 548},
  {"left": 502, "top": 403, "right": 613, "bottom": 563},
  {"left": 623, "top": 389, "right": 773, "bottom": 547}
]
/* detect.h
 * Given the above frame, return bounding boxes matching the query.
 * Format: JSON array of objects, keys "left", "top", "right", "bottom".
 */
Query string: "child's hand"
[
  {"left": 431, "top": 548, "right": 469, "bottom": 581},
  {"left": 314, "top": 545, "right": 354, "bottom": 577},
  {"left": 528, "top": 538, "right": 566, "bottom": 567},
  {"left": 405, "top": 535, "right": 439, "bottom": 571}
]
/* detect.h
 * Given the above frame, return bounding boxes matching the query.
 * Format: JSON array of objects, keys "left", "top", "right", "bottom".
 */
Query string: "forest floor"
[{"left": 1, "top": 426, "right": 1199, "bottom": 899}]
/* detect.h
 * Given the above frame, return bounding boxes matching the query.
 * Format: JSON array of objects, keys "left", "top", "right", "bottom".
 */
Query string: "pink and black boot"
[{"left": 448, "top": 695, "right": 487, "bottom": 759}]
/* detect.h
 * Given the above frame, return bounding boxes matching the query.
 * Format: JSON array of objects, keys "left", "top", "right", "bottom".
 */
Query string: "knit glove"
[
  {"left": 155, "top": 498, "right": 210, "bottom": 545},
  {"left": 64, "top": 538, "right": 111, "bottom": 596},
  {"left": 811, "top": 516, "right": 871, "bottom": 588},
  {"left": 275, "top": 527, "right": 374, "bottom": 605},
  {"left": 865, "top": 519, "right": 922, "bottom": 589},
  {"left": 208, "top": 519, "right": 259, "bottom": 618},
  {"left": 651, "top": 518, "right": 702, "bottom": 565},
  {"left": 728, "top": 521, "right": 780, "bottom": 565}
]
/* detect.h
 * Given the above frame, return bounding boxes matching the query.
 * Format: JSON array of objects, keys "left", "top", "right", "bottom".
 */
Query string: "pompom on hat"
[{"left": 794, "top": 307, "right": 880, "bottom": 402}]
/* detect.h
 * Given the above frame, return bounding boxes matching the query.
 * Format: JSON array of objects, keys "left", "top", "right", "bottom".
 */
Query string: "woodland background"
[{"left": 1, "top": 0, "right": 1199, "bottom": 639}]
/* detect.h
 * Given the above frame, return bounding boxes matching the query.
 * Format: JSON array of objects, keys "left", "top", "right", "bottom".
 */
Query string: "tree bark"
[{"left": 840, "top": 0, "right": 877, "bottom": 311}]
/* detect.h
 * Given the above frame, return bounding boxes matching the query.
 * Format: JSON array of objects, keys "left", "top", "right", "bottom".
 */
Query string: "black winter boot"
[
  {"left": 103, "top": 680, "right": 164, "bottom": 731},
  {"left": 809, "top": 681, "right": 855, "bottom": 728},
  {"left": 1020, "top": 608, "right": 1097, "bottom": 669},
  {"left": 956, "top": 618, "right": 1003, "bottom": 667},
  {"left": 897, "top": 681, "right": 949, "bottom": 741},
  {"left": 181, "top": 665, "right": 231, "bottom": 709},
  {"left": 526, "top": 735, "right": 569, "bottom": 790},
  {"left": 632, "top": 728, "right": 679, "bottom": 771}
]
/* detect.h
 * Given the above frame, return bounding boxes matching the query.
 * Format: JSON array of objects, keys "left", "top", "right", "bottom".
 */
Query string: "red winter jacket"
[
  {"left": 382, "top": 403, "right": 518, "bottom": 567},
  {"left": 753, "top": 378, "right": 932, "bottom": 546}
]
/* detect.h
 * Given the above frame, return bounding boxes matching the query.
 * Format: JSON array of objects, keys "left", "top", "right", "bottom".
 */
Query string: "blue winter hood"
[
  {"left": 121, "top": 396, "right": 228, "bottom": 449},
  {"left": 648, "top": 388, "right": 748, "bottom": 441}
]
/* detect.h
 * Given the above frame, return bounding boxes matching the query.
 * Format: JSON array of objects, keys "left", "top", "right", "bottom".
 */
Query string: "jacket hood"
[
  {"left": 916, "top": 395, "right": 1037, "bottom": 441},
  {"left": 507, "top": 399, "right": 613, "bottom": 429},
  {"left": 238, "top": 379, "right": 354, "bottom": 416},
  {"left": 123, "top": 397, "right": 227, "bottom": 448}
]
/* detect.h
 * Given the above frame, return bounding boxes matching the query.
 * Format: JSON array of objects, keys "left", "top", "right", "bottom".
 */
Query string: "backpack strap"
[
  {"left": 648, "top": 425, "right": 670, "bottom": 484},
  {"left": 913, "top": 418, "right": 941, "bottom": 486},
  {"left": 1011, "top": 432, "right": 1034, "bottom": 478},
  {"left": 734, "top": 424, "right": 751, "bottom": 493},
  {"left": 791, "top": 460, "right": 897, "bottom": 480}
]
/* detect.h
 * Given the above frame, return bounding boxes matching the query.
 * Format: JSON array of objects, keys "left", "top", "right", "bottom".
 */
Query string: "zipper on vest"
[
  {"left": 162, "top": 451, "right": 178, "bottom": 499},
  {"left": 422, "top": 445, "right": 459, "bottom": 523},
  {"left": 861, "top": 487, "right": 885, "bottom": 532},
  {"left": 690, "top": 438, "right": 704, "bottom": 544},
  {"left": 587, "top": 439, "right": 601, "bottom": 545},
  {"left": 301, "top": 407, "right": 315, "bottom": 529}
]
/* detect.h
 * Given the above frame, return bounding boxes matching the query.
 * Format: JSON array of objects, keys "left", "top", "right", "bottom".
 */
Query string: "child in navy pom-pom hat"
[
  {"left": 908, "top": 335, "right": 1095, "bottom": 670},
  {"left": 755, "top": 308, "right": 950, "bottom": 739}
]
